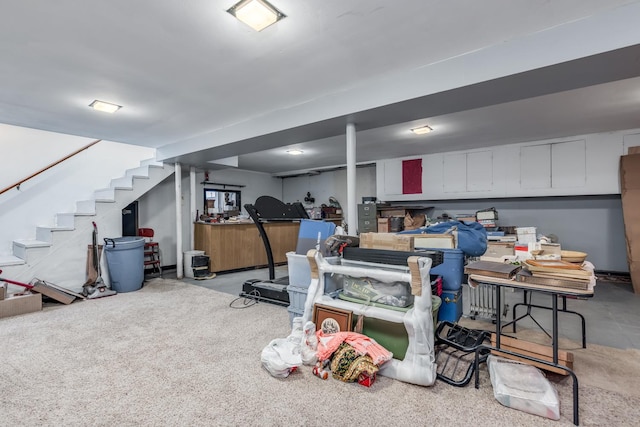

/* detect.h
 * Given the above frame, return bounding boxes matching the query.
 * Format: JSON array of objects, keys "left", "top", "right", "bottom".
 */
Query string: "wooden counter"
[{"left": 194, "top": 221, "right": 300, "bottom": 273}]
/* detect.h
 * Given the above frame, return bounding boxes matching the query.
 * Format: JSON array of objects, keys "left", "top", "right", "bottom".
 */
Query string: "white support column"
[
  {"left": 346, "top": 123, "right": 357, "bottom": 236},
  {"left": 175, "top": 163, "right": 183, "bottom": 279},
  {"left": 189, "top": 166, "right": 196, "bottom": 251}
]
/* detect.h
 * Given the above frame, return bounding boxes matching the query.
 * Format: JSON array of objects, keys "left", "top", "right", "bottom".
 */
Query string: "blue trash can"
[{"left": 103, "top": 236, "right": 145, "bottom": 293}]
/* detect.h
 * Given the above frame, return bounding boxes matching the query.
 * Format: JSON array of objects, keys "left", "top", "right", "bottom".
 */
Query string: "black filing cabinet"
[{"left": 357, "top": 204, "right": 378, "bottom": 233}]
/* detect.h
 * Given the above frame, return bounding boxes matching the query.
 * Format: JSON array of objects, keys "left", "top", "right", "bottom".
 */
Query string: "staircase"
[{"left": 0, "top": 159, "right": 174, "bottom": 292}]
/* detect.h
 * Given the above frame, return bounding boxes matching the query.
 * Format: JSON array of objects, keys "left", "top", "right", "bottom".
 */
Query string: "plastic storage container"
[
  {"left": 103, "top": 236, "right": 145, "bottom": 293},
  {"left": 184, "top": 250, "right": 205, "bottom": 279},
  {"left": 287, "top": 306, "right": 303, "bottom": 327},
  {"left": 286, "top": 285, "right": 308, "bottom": 313},
  {"left": 488, "top": 355, "right": 560, "bottom": 420},
  {"left": 286, "top": 251, "right": 341, "bottom": 290},
  {"left": 429, "top": 248, "right": 465, "bottom": 291},
  {"left": 432, "top": 295, "right": 442, "bottom": 327}
]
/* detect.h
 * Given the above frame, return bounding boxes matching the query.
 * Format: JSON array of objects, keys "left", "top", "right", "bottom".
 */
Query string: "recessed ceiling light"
[
  {"left": 410, "top": 125, "right": 433, "bottom": 135},
  {"left": 89, "top": 100, "right": 122, "bottom": 113},
  {"left": 227, "top": 0, "right": 286, "bottom": 32},
  {"left": 287, "top": 149, "right": 303, "bottom": 155}
]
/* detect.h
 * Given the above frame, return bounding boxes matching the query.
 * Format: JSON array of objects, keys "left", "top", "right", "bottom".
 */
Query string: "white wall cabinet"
[
  {"left": 520, "top": 144, "right": 551, "bottom": 189},
  {"left": 443, "top": 153, "right": 467, "bottom": 193},
  {"left": 443, "top": 151, "right": 493, "bottom": 193},
  {"left": 518, "top": 139, "right": 586, "bottom": 191},
  {"left": 383, "top": 159, "right": 403, "bottom": 196},
  {"left": 376, "top": 128, "right": 632, "bottom": 202},
  {"left": 517, "top": 139, "right": 587, "bottom": 195},
  {"left": 467, "top": 151, "right": 494, "bottom": 192},
  {"left": 552, "top": 139, "right": 586, "bottom": 188}
]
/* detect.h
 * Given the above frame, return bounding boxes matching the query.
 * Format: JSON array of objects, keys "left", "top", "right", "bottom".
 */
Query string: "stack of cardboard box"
[{"left": 0, "top": 283, "right": 42, "bottom": 319}]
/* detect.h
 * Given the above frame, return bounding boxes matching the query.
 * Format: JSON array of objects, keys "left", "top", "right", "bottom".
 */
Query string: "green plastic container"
[
  {"left": 352, "top": 295, "right": 443, "bottom": 360},
  {"left": 432, "top": 295, "right": 442, "bottom": 328}
]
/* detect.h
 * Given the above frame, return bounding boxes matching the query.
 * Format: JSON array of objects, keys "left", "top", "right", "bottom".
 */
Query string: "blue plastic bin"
[
  {"left": 429, "top": 248, "right": 465, "bottom": 291},
  {"left": 438, "top": 289, "right": 462, "bottom": 323},
  {"left": 103, "top": 236, "right": 145, "bottom": 293}
]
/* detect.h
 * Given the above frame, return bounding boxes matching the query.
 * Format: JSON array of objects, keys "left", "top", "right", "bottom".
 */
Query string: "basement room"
[{"left": 2, "top": 1, "right": 640, "bottom": 426}]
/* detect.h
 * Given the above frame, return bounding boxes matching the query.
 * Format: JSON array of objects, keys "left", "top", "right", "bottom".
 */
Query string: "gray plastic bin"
[{"left": 103, "top": 236, "right": 145, "bottom": 293}]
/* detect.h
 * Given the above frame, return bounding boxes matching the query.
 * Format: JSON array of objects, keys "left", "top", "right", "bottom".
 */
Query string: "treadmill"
[{"left": 240, "top": 196, "right": 309, "bottom": 306}]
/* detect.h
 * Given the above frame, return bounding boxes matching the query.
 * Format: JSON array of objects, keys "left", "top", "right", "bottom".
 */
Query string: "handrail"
[{"left": 0, "top": 139, "right": 101, "bottom": 196}]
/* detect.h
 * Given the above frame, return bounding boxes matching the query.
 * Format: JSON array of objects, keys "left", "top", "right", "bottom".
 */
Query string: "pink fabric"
[{"left": 315, "top": 331, "right": 393, "bottom": 365}]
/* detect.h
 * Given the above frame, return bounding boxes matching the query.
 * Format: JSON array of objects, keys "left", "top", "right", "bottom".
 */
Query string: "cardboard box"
[
  {"left": 0, "top": 292, "right": 42, "bottom": 318},
  {"left": 414, "top": 234, "right": 456, "bottom": 249},
  {"left": 482, "top": 242, "right": 515, "bottom": 260},
  {"left": 476, "top": 210, "right": 498, "bottom": 221},
  {"left": 540, "top": 243, "right": 562, "bottom": 256},
  {"left": 359, "top": 232, "right": 414, "bottom": 251},
  {"left": 620, "top": 154, "right": 640, "bottom": 294},
  {"left": 380, "top": 209, "right": 406, "bottom": 218},
  {"left": 377, "top": 217, "right": 390, "bottom": 233},
  {"left": 490, "top": 333, "right": 573, "bottom": 375}
]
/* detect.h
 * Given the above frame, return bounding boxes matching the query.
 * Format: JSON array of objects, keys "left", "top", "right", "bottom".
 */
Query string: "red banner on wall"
[{"left": 402, "top": 158, "right": 422, "bottom": 194}]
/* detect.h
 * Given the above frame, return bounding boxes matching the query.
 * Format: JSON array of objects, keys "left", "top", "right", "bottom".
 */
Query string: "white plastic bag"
[{"left": 261, "top": 338, "right": 303, "bottom": 378}]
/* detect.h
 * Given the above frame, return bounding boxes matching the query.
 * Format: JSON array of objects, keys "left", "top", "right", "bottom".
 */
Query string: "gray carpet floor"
[{"left": 1, "top": 278, "right": 639, "bottom": 426}]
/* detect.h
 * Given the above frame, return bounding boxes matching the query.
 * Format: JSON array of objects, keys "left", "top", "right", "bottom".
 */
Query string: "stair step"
[
  {"left": 13, "top": 239, "right": 51, "bottom": 248},
  {"left": 55, "top": 213, "right": 76, "bottom": 228},
  {"left": 110, "top": 176, "right": 134, "bottom": 189},
  {"left": 12, "top": 239, "right": 52, "bottom": 261},
  {"left": 0, "top": 254, "right": 25, "bottom": 267},
  {"left": 36, "top": 226, "right": 75, "bottom": 243},
  {"left": 125, "top": 165, "right": 151, "bottom": 179},
  {"left": 76, "top": 200, "right": 96, "bottom": 215},
  {"left": 141, "top": 159, "right": 164, "bottom": 168},
  {"left": 94, "top": 188, "right": 115, "bottom": 201},
  {"left": 6, "top": 159, "right": 171, "bottom": 281}
]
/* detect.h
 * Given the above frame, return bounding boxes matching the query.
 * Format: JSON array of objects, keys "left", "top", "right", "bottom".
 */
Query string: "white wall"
[
  {"left": 137, "top": 167, "right": 283, "bottom": 268},
  {"left": 0, "top": 123, "right": 93, "bottom": 190},
  {"left": 281, "top": 165, "right": 376, "bottom": 228},
  {"left": 410, "top": 196, "right": 627, "bottom": 273},
  {"left": 203, "top": 168, "right": 284, "bottom": 215},
  {"left": 0, "top": 125, "right": 155, "bottom": 257}
]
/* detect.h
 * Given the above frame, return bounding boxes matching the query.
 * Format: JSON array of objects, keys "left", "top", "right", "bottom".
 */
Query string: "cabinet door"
[
  {"left": 520, "top": 144, "right": 551, "bottom": 189},
  {"left": 467, "top": 151, "right": 493, "bottom": 192},
  {"left": 383, "top": 159, "right": 403, "bottom": 195},
  {"left": 552, "top": 140, "right": 586, "bottom": 188},
  {"left": 443, "top": 153, "right": 467, "bottom": 193}
]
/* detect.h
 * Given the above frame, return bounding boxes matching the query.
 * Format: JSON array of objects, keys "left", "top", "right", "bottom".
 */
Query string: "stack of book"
[
  {"left": 516, "top": 259, "right": 594, "bottom": 290},
  {"left": 476, "top": 208, "right": 498, "bottom": 228},
  {"left": 464, "top": 260, "right": 522, "bottom": 279}
]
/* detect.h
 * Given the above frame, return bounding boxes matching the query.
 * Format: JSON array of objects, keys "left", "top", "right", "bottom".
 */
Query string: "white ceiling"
[{"left": 2, "top": 0, "right": 640, "bottom": 175}]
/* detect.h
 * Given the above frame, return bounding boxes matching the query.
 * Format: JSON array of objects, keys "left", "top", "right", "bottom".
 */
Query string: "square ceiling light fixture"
[
  {"left": 227, "top": 0, "right": 286, "bottom": 32},
  {"left": 89, "top": 100, "right": 122, "bottom": 113},
  {"left": 410, "top": 125, "right": 433, "bottom": 135}
]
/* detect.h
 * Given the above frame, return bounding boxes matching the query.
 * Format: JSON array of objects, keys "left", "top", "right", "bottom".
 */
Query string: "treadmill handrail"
[{"left": 244, "top": 197, "right": 309, "bottom": 280}]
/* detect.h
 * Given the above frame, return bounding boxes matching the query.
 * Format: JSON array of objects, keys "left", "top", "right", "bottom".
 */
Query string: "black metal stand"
[
  {"left": 435, "top": 321, "right": 491, "bottom": 387},
  {"left": 505, "top": 290, "right": 587, "bottom": 348}
]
